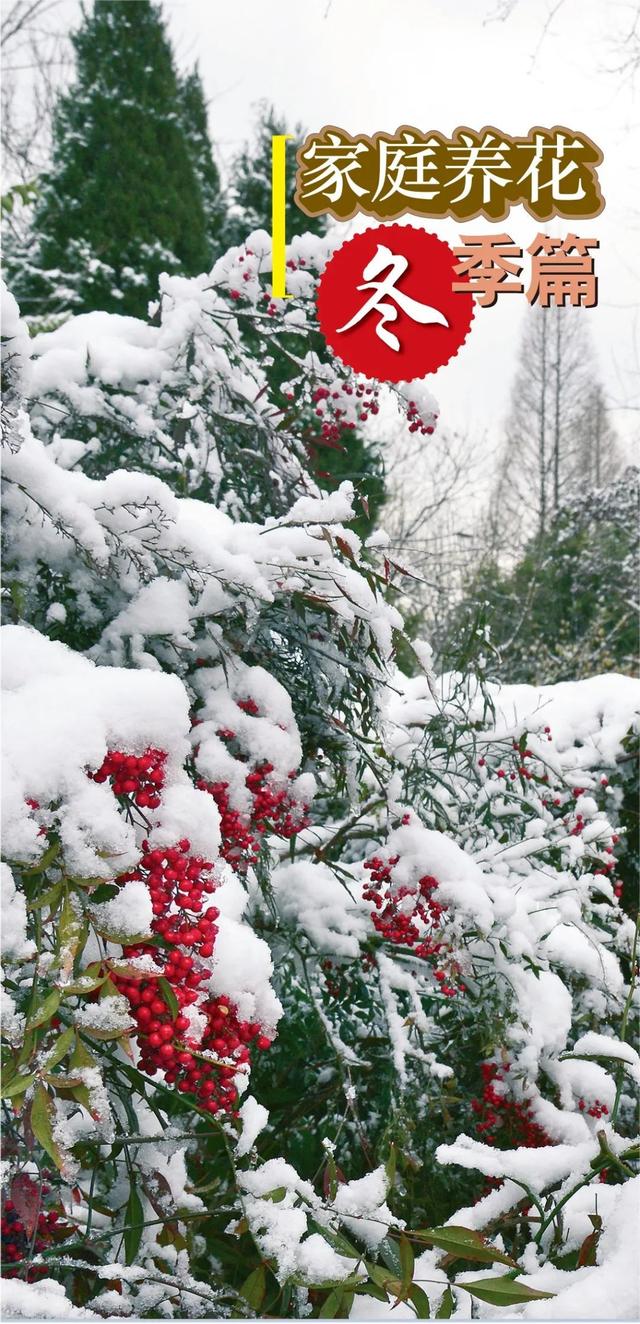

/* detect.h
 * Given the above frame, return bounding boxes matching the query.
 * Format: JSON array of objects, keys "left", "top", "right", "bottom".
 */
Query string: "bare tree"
[
  {"left": 488, "top": 307, "right": 619, "bottom": 554},
  {"left": 1, "top": 0, "right": 74, "bottom": 187},
  {"left": 381, "top": 417, "right": 487, "bottom": 645}
]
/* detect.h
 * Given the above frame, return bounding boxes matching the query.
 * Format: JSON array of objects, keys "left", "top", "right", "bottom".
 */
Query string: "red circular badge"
[{"left": 317, "top": 224, "right": 474, "bottom": 383}]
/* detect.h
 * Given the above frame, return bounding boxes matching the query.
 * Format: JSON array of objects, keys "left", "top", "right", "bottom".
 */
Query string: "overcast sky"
[
  {"left": 7, "top": 0, "right": 640, "bottom": 459},
  {"left": 162, "top": 0, "right": 640, "bottom": 457}
]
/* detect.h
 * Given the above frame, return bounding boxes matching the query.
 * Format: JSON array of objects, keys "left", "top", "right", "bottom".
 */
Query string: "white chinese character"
[{"left": 337, "top": 244, "right": 449, "bottom": 352}]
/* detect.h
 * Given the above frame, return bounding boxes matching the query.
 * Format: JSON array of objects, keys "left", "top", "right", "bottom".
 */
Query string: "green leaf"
[
  {"left": 56, "top": 892, "right": 86, "bottom": 975},
  {"left": 107, "top": 960, "right": 161, "bottom": 981},
  {"left": 366, "top": 1262, "right": 403, "bottom": 1296},
  {"left": 240, "top": 1264, "right": 266, "bottom": 1311},
  {"left": 409, "top": 1225, "right": 518, "bottom": 1268},
  {"left": 43, "top": 1025, "right": 75, "bottom": 1071},
  {"left": 379, "top": 1234, "right": 402, "bottom": 1276},
  {"left": 91, "top": 923, "right": 152, "bottom": 945},
  {"left": 436, "top": 1286, "right": 454, "bottom": 1317},
  {"left": 261, "top": 1186, "right": 287, "bottom": 1203},
  {"left": 356, "top": 1281, "right": 388, "bottom": 1303},
  {"left": 408, "top": 1283, "right": 431, "bottom": 1318},
  {"left": 123, "top": 1182, "right": 144, "bottom": 1266},
  {"left": 89, "top": 883, "right": 119, "bottom": 905},
  {"left": 2, "top": 1071, "right": 36, "bottom": 1099},
  {"left": 30, "top": 1084, "right": 64, "bottom": 1170},
  {"left": 28, "top": 881, "right": 63, "bottom": 912},
  {"left": 399, "top": 1233, "right": 415, "bottom": 1297},
  {"left": 23, "top": 840, "right": 61, "bottom": 875},
  {"left": 27, "top": 988, "right": 60, "bottom": 1030},
  {"left": 68, "top": 1036, "right": 97, "bottom": 1111},
  {"left": 459, "top": 1275, "right": 555, "bottom": 1306},
  {"left": 318, "top": 1287, "right": 345, "bottom": 1318},
  {"left": 159, "top": 977, "right": 179, "bottom": 1020},
  {"left": 60, "top": 970, "right": 106, "bottom": 997}
]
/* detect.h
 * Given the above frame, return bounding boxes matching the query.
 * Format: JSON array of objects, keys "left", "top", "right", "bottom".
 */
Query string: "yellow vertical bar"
[{"left": 272, "top": 134, "right": 293, "bottom": 300}]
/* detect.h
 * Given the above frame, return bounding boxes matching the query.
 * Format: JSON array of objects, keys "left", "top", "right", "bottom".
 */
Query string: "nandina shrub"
[{"left": 2, "top": 269, "right": 639, "bottom": 1321}]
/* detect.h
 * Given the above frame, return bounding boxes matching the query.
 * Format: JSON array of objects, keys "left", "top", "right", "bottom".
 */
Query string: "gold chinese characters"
[{"left": 295, "top": 125, "right": 604, "bottom": 223}]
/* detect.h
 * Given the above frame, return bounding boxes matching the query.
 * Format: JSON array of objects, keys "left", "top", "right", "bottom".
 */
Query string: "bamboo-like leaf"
[
  {"left": 28, "top": 881, "right": 63, "bottom": 912},
  {"left": 23, "top": 840, "right": 61, "bottom": 875},
  {"left": 408, "top": 1283, "right": 431, "bottom": 1318},
  {"left": 27, "top": 988, "right": 60, "bottom": 1030},
  {"left": 399, "top": 1233, "right": 415, "bottom": 1297},
  {"left": 436, "top": 1286, "right": 454, "bottom": 1317},
  {"left": 29, "top": 1083, "right": 63, "bottom": 1170},
  {"left": 42, "top": 1025, "right": 75, "bottom": 1071},
  {"left": 408, "top": 1224, "right": 518, "bottom": 1268},
  {"left": 240, "top": 1264, "right": 266, "bottom": 1311},
  {"left": 356, "top": 1281, "right": 388, "bottom": 1303},
  {"left": 159, "top": 977, "right": 179, "bottom": 1019},
  {"left": 10, "top": 1172, "right": 40, "bottom": 1236},
  {"left": 318, "top": 1287, "right": 345, "bottom": 1318},
  {"left": 2, "top": 1071, "right": 36, "bottom": 1099},
  {"left": 123, "top": 1182, "right": 144, "bottom": 1266},
  {"left": 59, "top": 970, "right": 106, "bottom": 997},
  {"left": 458, "top": 1275, "right": 555, "bottom": 1306}
]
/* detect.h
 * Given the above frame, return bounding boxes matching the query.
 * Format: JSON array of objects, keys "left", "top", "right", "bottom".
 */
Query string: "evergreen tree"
[
  {"left": 6, "top": 0, "right": 224, "bottom": 319},
  {"left": 223, "top": 101, "right": 324, "bottom": 248},
  {"left": 178, "top": 66, "right": 226, "bottom": 253},
  {"left": 450, "top": 468, "right": 639, "bottom": 684}
]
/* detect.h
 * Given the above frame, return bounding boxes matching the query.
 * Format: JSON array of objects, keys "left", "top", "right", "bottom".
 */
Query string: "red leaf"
[{"left": 11, "top": 1172, "right": 40, "bottom": 1237}]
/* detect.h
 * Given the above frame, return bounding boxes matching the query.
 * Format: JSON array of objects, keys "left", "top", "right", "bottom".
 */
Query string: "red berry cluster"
[
  {"left": 119, "top": 840, "right": 219, "bottom": 956},
  {"left": 87, "top": 749, "right": 275, "bottom": 1114},
  {"left": 471, "top": 1063, "right": 552, "bottom": 1148},
  {"left": 193, "top": 697, "right": 309, "bottom": 871},
  {"left": 198, "top": 763, "right": 308, "bottom": 871},
  {"left": 363, "top": 856, "right": 462, "bottom": 996},
  {"left": 405, "top": 399, "right": 436, "bottom": 436},
  {"left": 112, "top": 837, "right": 271, "bottom": 1114},
  {"left": 578, "top": 1097, "right": 609, "bottom": 1119},
  {"left": 89, "top": 748, "right": 166, "bottom": 810},
  {"left": 116, "top": 973, "right": 269, "bottom": 1116},
  {"left": 1, "top": 1201, "right": 68, "bottom": 1278},
  {"left": 298, "top": 380, "right": 381, "bottom": 454}
]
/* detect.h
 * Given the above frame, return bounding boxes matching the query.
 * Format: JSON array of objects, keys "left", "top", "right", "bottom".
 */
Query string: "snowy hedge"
[{"left": 1, "top": 240, "right": 638, "bottom": 1321}]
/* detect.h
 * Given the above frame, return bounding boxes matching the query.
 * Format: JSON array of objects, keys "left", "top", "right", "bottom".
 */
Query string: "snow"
[
  {"left": 207, "top": 908, "right": 282, "bottom": 1032},
  {"left": 1, "top": 625, "right": 190, "bottom": 874},
  {"left": 1, "top": 282, "right": 32, "bottom": 399},
  {"left": 238, "top": 1158, "right": 364, "bottom": 1284},
  {"left": 90, "top": 879, "right": 152, "bottom": 940},
  {"left": 331, "top": 1167, "right": 394, "bottom": 1249},
  {"left": 520, "top": 1177, "right": 640, "bottom": 1320},
  {"left": 436, "top": 1130, "right": 631, "bottom": 1191},
  {"left": 146, "top": 783, "right": 221, "bottom": 859},
  {"left": 569, "top": 1032, "right": 640, "bottom": 1087},
  {"left": 271, "top": 862, "right": 368, "bottom": 957},
  {"left": 1, "top": 863, "right": 36, "bottom": 960},
  {"left": 236, "top": 1094, "right": 269, "bottom": 1157},
  {"left": 1, "top": 1277, "right": 103, "bottom": 1320},
  {"left": 541, "top": 924, "right": 624, "bottom": 996},
  {"left": 74, "top": 995, "right": 135, "bottom": 1035}
]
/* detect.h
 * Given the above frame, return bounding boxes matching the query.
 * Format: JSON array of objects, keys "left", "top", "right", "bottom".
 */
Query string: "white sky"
[{"left": 6, "top": 0, "right": 640, "bottom": 459}]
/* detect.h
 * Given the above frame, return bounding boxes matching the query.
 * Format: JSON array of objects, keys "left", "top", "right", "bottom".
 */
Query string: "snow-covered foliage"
[{"left": 1, "top": 245, "right": 638, "bottom": 1323}]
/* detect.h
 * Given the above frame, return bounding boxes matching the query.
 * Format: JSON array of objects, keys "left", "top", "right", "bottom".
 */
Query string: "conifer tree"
[
  {"left": 6, "top": 0, "right": 224, "bottom": 319},
  {"left": 224, "top": 101, "right": 324, "bottom": 248},
  {"left": 178, "top": 66, "right": 226, "bottom": 252}
]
